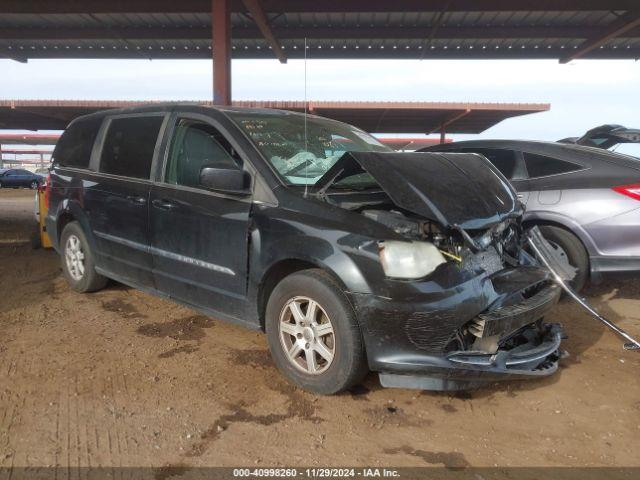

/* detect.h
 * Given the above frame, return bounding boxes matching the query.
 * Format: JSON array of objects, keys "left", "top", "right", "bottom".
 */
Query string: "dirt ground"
[{"left": 0, "top": 188, "right": 639, "bottom": 470}]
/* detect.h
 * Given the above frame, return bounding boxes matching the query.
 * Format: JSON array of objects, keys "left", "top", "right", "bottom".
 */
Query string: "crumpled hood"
[{"left": 316, "top": 151, "right": 521, "bottom": 230}]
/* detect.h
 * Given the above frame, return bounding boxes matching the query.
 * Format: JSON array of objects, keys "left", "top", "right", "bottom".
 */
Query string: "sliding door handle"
[
  {"left": 127, "top": 195, "right": 147, "bottom": 205},
  {"left": 152, "top": 198, "right": 177, "bottom": 210}
]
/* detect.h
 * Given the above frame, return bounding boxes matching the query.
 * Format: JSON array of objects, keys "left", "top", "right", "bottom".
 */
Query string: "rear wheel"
[
  {"left": 60, "top": 221, "right": 108, "bottom": 293},
  {"left": 537, "top": 225, "right": 589, "bottom": 292},
  {"left": 29, "top": 181, "right": 38, "bottom": 190},
  {"left": 265, "top": 269, "right": 368, "bottom": 395}
]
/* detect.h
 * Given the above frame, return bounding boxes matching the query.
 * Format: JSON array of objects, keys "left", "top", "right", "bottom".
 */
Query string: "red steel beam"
[
  {"left": 212, "top": 0, "right": 232, "bottom": 105},
  {"left": 242, "top": 0, "right": 287, "bottom": 63},
  {"left": 1, "top": 149, "right": 53, "bottom": 155},
  {"left": 0, "top": 1, "right": 638, "bottom": 14},
  {"left": 0, "top": 133, "right": 61, "bottom": 145},
  {"left": 560, "top": 10, "right": 640, "bottom": 63},
  {"left": 430, "top": 109, "right": 471, "bottom": 135}
]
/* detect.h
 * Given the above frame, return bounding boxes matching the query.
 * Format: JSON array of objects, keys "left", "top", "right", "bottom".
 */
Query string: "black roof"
[{"left": 422, "top": 138, "right": 640, "bottom": 168}]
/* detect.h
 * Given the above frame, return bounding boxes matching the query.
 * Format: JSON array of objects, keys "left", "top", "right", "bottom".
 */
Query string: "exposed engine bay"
[{"left": 361, "top": 207, "right": 523, "bottom": 271}]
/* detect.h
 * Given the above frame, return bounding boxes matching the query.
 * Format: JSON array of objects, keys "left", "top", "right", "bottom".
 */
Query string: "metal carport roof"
[
  {"left": 0, "top": 99, "right": 550, "bottom": 134},
  {"left": 1, "top": 1, "right": 639, "bottom": 63}
]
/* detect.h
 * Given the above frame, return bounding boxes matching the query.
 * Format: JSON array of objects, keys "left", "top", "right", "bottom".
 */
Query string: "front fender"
[{"left": 252, "top": 227, "right": 376, "bottom": 296}]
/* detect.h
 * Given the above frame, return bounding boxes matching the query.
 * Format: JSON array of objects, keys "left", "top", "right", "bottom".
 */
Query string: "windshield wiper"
[{"left": 314, "top": 168, "right": 345, "bottom": 202}]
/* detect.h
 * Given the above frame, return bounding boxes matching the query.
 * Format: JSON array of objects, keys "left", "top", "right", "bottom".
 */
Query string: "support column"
[
  {"left": 440, "top": 127, "right": 446, "bottom": 144},
  {"left": 212, "top": 0, "right": 232, "bottom": 105}
]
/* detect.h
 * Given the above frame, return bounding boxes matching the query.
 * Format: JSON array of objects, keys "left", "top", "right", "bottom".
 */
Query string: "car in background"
[
  {"left": 421, "top": 140, "right": 640, "bottom": 291},
  {"left": 0, "top": 168, "right": 43, "bottom": 189},
  {"left": 559, "top": 125, "right": 640, "bottom": 159},
  {"left": 559, "top": 124, "right": 640, "bottom": 149}
]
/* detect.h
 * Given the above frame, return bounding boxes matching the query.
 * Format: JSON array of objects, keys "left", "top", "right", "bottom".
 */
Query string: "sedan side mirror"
[{"left": 199, "top": 166, "right": 251, "bottom": 195}]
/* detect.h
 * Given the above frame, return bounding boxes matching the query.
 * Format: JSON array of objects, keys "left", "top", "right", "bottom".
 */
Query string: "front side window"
[
  {"left": 523, "top": 152, "right": 584, "bottom": 178},
  {"left": 226, "top": 111, "right": 391, "bottom": 186},
  {"left": 164, "top": 119, "right": 242, "bottom": 188},
  {"left": 99, "top": 116, "right": 164, "bottom": 179}
]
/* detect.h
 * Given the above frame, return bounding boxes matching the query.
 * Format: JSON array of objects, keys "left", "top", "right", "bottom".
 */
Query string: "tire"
[
  {"left": 538, "top": 225, "right": 589, "bottom": 292},
  {"left": 29, "top": 181, "right": 38, "bottom": 190},
  {"left": 265, "top": 269, "right": 368, "bottom": 395},
  {"left": 30, "top": 224, "right": 42, "bottom": 250},
  {"left": 60, "top": 221, "right": 108, "bottom": 293}
]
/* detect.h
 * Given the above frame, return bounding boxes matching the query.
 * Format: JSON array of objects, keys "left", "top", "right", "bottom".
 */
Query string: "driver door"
[{"left": 150, "top": 115, "right": 252, "bottom": 313}]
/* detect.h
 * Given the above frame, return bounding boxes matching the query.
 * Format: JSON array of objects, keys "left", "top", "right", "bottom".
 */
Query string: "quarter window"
[
  {"left": 164, "top": 119, "right": 242, "bottom": 188},
  {"left": 53, "top": 116, "right": 103, "bottom": 169},
  {"left": 99, "top": 116, "right": 164, "bottom": 179},
  {"left": 523, "top": 152, "right": 583, "bottom": 178}
]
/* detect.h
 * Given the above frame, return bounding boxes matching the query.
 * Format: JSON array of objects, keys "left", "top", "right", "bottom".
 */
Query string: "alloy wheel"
[
  {"left": 65, "top": 234, "right": 85, "bottom": 281},
  {"left": 278, "top": 296, "right": 335, "bottom": 375}
]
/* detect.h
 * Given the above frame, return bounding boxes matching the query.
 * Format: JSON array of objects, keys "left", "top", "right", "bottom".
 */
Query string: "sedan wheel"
[
  {"left": 537, "top": 225, "right": 589, "bottom": 292},
  {"left": 279, "top": 296, "right": 336, "bottom": 375},
  {"left": 30, "top": 181, "right": 38, "bottom": 189}
]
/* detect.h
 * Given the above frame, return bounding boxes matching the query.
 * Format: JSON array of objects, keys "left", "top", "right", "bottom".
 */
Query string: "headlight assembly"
[{"left": 378, "top": 240, "right": 446, "bottom": 279}]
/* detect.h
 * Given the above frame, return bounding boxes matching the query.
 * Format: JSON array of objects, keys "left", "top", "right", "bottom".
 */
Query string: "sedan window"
[
  {"left": 523, "top": 152, "right": 584, "bottom": 178},
  {"left": 463, "top": 148, "right": 517, "bottom": 179}
]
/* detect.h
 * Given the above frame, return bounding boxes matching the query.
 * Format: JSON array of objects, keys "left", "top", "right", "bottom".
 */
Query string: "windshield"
[{"left": 227, "top": 110, "right": 391, "bottom": 186}]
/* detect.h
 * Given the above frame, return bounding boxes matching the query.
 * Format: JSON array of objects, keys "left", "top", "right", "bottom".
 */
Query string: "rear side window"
[
  {"left": 524, "top": 152, "right": 583, "bottom": 178},
  {"left": 53, "top": 116, "right": 103, "bottom": 169},
  {"left": 465, "top": 148, "right": 517, "bottom": 179},
  {"left": 99, "top": 116, "right": 164, "bottom": 179}
]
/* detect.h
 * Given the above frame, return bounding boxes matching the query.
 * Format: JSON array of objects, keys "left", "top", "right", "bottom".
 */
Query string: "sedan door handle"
[
  {"left": 152, "top": 198, "right": 177, "bottom": 210},
  {"left": 127, "top": 195, "right": 147, "bottom": 205}
]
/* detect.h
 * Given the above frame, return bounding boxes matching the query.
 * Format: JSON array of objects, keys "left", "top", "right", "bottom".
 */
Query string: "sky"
[{"left": 1, "top": 57, "right": 640, "bottom": 153}]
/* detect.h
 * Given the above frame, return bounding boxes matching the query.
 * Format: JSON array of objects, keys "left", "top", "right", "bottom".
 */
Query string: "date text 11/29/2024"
[{"left": 232, "top": 468, "right": 401, "bottom": 477}]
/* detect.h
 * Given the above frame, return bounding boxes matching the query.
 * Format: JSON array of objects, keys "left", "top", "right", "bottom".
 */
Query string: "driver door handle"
[{"left": 152, "top": 198, "right": 177, "bottom": 210}]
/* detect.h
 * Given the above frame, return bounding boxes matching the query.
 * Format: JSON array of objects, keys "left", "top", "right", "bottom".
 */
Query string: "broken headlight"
[{"left": 378, "top": 240, "right": 446, "bottom": 279}]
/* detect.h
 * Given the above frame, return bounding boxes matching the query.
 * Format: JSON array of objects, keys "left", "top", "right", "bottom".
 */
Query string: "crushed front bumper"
[
  {"left": 351, "top": 266, "right": 564, "bottom": 391},
  {"left": 379, "top": 323, "right": 563, "bottom": 391}
]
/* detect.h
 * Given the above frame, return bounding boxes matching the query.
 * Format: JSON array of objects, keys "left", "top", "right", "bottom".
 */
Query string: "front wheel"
[
  {"left": 60, "top": 221, "right": 108, "bottom": 293},
  {"left": 265, "top": 269, "right": 368, "bottom": 395},
  {"left": 29, "top": 181, "right": 38, "bottom": 190}
]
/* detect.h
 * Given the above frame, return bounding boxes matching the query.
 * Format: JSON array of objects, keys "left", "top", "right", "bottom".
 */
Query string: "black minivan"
[{"left": 47, "top": 104, "right": 564, "bottom": 394}]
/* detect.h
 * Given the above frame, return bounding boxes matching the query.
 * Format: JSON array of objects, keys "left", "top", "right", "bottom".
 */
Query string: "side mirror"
[{"left": 199, "top": 166, "right": 251, "bottom": 195}]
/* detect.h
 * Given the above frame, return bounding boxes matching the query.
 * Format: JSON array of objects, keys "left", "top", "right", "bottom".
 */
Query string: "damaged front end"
[
  {"left": 359, "top": 209, "right": 564, "bottom": 391},
  {"left": 318, "top": 152, "right": 566, "bottom": 391}
]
